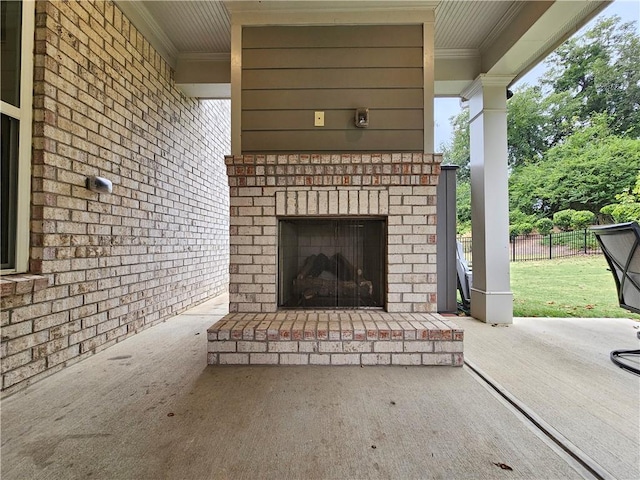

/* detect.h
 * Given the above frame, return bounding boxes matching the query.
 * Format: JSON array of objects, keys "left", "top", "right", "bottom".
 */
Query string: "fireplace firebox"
[{"left": 278, "top": 218, "right": 386, "bottom": 309}]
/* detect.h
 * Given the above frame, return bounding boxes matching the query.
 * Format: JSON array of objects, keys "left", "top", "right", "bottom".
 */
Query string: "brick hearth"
[{"left": 208, "top": 312, "right": 463, "bottom": 366}]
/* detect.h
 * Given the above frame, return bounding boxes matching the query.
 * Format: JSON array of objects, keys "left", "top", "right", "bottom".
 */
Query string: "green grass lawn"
[{"left": 510, "top": 255, "right": 640, "bottom": 319}]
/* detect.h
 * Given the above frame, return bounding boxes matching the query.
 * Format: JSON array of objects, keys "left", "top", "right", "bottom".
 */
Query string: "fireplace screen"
[{"left": 278, "top": 218, "right": 386, "bottom": 309}]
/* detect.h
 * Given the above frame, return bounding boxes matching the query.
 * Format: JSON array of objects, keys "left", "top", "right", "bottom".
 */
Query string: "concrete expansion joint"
[{"left": 464, "top": 359, "right": 616, "bottom": 480}]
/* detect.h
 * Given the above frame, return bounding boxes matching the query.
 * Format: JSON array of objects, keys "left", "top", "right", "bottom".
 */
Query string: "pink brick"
[
  {"left": 279, "top": 322, "right": 292, "bottom": 340},
  {"left": 317, "top": 324, "right": 328, "bottom": 340},
  {"left": 328, "top": 321, "right": 340, "bottom": 340},
  {"left": 267, "top": 320, "right": 280, "bottom": 340},
  {"left": 453, "top": 353, "right": 464, "bottom": 366},
  {"left": 0, "top": 279, "right": 16, "bottom": 296}
]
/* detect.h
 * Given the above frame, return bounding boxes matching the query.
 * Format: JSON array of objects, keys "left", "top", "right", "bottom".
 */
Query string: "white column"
[{"left": 462, "top": 75, "right": 513, "bottom": 324}]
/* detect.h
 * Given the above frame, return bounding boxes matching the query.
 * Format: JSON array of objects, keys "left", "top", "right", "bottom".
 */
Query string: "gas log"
[{"left": 292, "top": 253, "right": 373, "bottom": 304}]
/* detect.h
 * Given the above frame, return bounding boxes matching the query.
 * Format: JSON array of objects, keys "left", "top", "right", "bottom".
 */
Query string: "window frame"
[{"left": 1, "top": 0, "right": 34, "bottom": 274}]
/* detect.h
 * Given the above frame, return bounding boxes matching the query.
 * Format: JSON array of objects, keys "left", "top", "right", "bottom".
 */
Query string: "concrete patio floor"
[{"left": 1, "top": 293, "right": 638, "bottom": 480}]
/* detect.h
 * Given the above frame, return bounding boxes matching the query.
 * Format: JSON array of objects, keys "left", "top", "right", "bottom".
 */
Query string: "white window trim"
[{"left": 1, "top": 0, "right": 34, "bottom": 274}]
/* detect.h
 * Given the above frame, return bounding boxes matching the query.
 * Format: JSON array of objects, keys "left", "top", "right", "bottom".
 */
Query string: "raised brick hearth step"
[{"left": 207, "top": 312, "right": 463, "bottom": 366}]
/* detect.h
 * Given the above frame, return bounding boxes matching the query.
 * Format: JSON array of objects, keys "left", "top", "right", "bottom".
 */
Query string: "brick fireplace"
[{"left": 207, "top": 152, "right": 464, "bottom": 366}]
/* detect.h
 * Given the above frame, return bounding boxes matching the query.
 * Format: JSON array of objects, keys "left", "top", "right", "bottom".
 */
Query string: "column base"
[{"left": 470, "top": 288, "right": 513, "bottom": 324}]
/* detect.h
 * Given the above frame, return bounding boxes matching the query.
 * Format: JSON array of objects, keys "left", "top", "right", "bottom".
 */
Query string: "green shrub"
[
  {"left": 510, "top": 209, "right": 528, "bottom": 225},
  {"left": 518, "top": 222, "right": 534, "bottom": 236},
  {"left": 571, "top": 210, "right": 595, "bottom": 230},
  {"left": 553, "top": 209, "right": 576, "bottom": 231},
  {"left": 509, "top": 224, "right": 521, "bottom": 241},
  {"left": 535, "top": 218, "right": 553, "bottom": 235},
  {"left": 601, "top": 202, "right": 640, "bottom": 223}
]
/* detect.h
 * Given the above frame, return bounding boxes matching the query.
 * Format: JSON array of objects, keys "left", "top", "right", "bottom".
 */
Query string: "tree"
[
  {"left": 542, "top": 16, "right": 640, "bottom": 141},
  {"left": 509, "top": 115, "right": 640, "bottom": 216},
  {"left": 441, "top": 109, "right": 470, "bottom": 181},
  {"left": 507, "top": 85, "right": 550, "bottom": 167}
]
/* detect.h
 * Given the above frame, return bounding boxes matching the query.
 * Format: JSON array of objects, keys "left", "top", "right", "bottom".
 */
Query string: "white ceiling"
[{"left": 115, "top": 0, "right": 608, "bottom": 96}]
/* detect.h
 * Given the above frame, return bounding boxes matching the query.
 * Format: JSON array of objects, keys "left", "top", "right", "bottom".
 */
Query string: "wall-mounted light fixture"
[
  {"left": 86, "top": 176, "right": 113, "bottom": 194},
  {"left": 355, "top": 108, "right": 369, "bottom": 128}
]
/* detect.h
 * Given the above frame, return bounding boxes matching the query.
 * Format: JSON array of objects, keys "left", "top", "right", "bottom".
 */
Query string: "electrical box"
[
  {"left": 355, "top": 108, "right": 369, "bottom": 128},
  {"left": 314, "top": 111, "right": 324, "bottom": 127}
]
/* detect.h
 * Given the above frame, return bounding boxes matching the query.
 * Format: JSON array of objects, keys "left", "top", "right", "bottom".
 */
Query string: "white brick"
[
  {"left": 392, "top": 353, "right": 422, "bottom": 365},
  {"left": 318, "top": 341, "right": 342, "bottom": 353},
  {"left": 250, "top": 353, "right": 279, "bottom": 365},
  {"left": 268, "top": 341, "right": 298, "bottom": 353},
  {"left": 219, "top": 353, "right": 249, "bottom": 365},
  {"left": 342, "top": 341, "right": 372, "bottom": 353},
  {"left": 403, "top": 341, "right": 434, "bottom": 353},
  {"left": 299, "top": 342, "right": 319, "bottom": 353},
  {"left": 434, "top": 341, "right": 464, "bottom": 353},
  {"left": 331, "top": 354, "right": 360, "bottom": 365},
  {"left": 328, "top": 191, "right": 338, "bottom": 214},
  {"left": 310, "top": 354, "right": 331, "bottom": 365},
  {"left": 207, "top": 341, "right": 237, "bottom": 353},
  {"left": 373, "top": 341, "right": 404, "bottom": 353},
  {"left": 361, "top": 353, "right": 391, "bottom": 365},
  {"left": 237, "top": 341, "right": 267, "bottom": 353},
  {"left": 422, "top": 353, "right": 453, "bottom": 365},
  {"left": 280, "top": 353, "right": 309, "bottom": 365}
]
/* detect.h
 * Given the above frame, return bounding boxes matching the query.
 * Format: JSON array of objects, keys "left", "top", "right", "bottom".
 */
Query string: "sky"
[{"left": 434, "top": 0, "right": 640, "bottom": 151}]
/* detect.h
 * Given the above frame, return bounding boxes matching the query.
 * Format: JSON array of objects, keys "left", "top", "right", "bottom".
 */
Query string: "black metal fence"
[{"left": 457, "top": 229, "right": 602, "bottom": 263}]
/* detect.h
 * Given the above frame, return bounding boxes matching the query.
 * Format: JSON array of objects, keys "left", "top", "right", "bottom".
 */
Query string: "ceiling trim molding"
[
  {"left": 227, "top": 1, "right": 435, "bottom": 25},
  {"left": 177, "top": 53, "right": 232, "bottom": 62},
  {"left": 225, "top": 1, "right": 438, "bottom": 15},
  {"left": 435, "top": 49, "right": 479, "bottom": 60},
  {"left": 115, "top": 0, "right": 179, "bottom": 68}
]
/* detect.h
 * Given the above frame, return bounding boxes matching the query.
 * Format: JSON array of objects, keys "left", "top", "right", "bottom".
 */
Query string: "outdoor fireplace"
[
  {"left": 208, "top": 152, "right": 464, "bottom": 368},
  {"left": 224, "top": 152, "right": 443, "bottom": 314},
  {"left": 278, "top": 218, "right": 386, "bottom": 309}
]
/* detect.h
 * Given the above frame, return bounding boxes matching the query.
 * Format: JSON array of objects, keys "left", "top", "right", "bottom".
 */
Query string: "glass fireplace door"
[{"left": 278, "top": 218, "right": 385, "bottom": 309}]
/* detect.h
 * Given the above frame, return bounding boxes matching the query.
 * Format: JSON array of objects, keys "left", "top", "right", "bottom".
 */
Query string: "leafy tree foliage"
[
  {"left": 542, "top": 16, "right": 640, "bottom": 141},
  {"left": 509, "top": 116, "right": 640, "bottom": 216},
  {"left": 601, "top": 172, "right": 640, "bottom": 222},
  {"left": 441, "top": 109, "right": 470, "bottom": 181},
  {"left": 442, "top": 15, "right": 640, "bottom": 230},
  {"left": 506, "top": 86, "right": 549, "bottom": 167}
]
